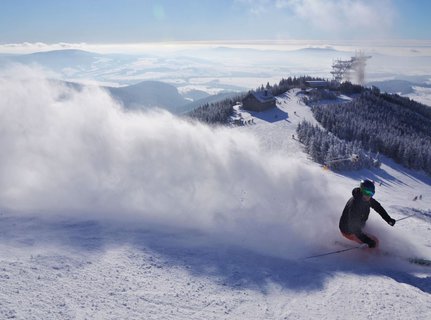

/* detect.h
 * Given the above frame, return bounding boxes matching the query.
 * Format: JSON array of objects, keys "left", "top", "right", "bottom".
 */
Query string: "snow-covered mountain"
[{"left": 0, "top": 66, "right": 430, "bottom": 319}]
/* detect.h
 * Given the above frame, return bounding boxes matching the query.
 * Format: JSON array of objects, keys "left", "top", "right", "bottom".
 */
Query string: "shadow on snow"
[
  {"left": 248, "top": 107, "right": 289, "bottom": 124},
  {"left": 0, "top": 214, "right": 429, "bottom": 294}
]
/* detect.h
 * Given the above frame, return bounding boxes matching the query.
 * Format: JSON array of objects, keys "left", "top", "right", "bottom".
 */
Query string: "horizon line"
[{"left": 1, "top": 39, "right": 431, "bottom": 55}]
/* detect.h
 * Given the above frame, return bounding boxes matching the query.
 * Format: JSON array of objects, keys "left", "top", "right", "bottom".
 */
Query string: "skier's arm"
[{"left": 371, "top": 198, "right": 395, "bottom": 226}]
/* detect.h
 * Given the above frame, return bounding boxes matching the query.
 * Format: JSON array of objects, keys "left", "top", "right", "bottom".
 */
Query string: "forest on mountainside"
[
  {"left": 186, "top": 95, "right": 243, "bottom": 124},
  {"left": 311, "top": 90, "right": 431, "bottom": 175},
  {"left": 296, "top": 120, "right": 380, "bottom": 171},
  {"left": 187, "top": 77, "right": 431, "bottom": 175}
]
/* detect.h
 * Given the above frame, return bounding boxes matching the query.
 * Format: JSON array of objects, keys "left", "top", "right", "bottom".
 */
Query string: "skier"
[{"left": 339, "top": 179, "right": 396, "bottom": 248}]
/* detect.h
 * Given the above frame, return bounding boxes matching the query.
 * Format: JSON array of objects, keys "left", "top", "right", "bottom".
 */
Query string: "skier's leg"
[
  {"left": 364, "top": 233, "right": 379, "bottom": 248},
  {"left": 341, "top": 232, "right": 362, "bottom": 244},
  {"left": 341, "top": 232, "right": 379, "bottom": 248}
]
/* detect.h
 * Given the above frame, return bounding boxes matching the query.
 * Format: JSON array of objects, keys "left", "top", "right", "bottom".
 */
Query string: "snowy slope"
[{"left": 0, "top": 69, "right": 430, "bottom": 319}]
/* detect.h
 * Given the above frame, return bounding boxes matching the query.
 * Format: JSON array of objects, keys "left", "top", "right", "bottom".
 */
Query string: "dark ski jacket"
[{"left": 339, "top": 187, "right": 392, "bottom": 243}]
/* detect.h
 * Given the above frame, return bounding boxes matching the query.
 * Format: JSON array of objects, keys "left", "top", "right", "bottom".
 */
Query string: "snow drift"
[{"left": 0, "top": 66, "right": 419, "bottom": 260}]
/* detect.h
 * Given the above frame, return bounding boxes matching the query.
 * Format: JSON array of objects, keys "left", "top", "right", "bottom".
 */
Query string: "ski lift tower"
[
  {"left": 331, "top": 52, "right": 371, "bottom": 85},
  {"left": 331, "top": 58, "right": 353, "bottom": 83}
]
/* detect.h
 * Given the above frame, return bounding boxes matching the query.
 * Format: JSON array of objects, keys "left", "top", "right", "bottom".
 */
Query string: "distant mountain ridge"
[
  {"left": 46, "top": 78, "right": 240, "bottom": 115},
  {"left": 2, "top": 49, "right": 102, "bottom": 70},
  {"left": 295, "top": 47, "right": 338, "bottom": 53},
  {"left": 106, "top": 81, "right": 189, "bottom": 112},
  {"left": 367, "top": 79, "right": 431, "bottom": 95}
]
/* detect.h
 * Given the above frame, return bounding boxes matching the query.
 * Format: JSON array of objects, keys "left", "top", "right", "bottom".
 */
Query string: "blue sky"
[{"left": 0, "top": 0, "right": 430, "bottom": 43}]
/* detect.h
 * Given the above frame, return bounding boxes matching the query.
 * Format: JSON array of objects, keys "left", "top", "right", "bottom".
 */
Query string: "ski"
[
  {"left": 334, "top": 241, "right": 431, "bottom": 267},
  {"left": 407, "top": 257, "right": 431, "bottom": 267}
]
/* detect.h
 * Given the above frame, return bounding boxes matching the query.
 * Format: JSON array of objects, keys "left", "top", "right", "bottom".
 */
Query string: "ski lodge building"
[{"left": 242, "top": 90, "right": 276, "bottom": 112}]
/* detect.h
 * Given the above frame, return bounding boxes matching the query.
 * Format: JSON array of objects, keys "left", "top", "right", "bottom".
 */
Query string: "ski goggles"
[{"left": 361, "top": 189, "right": 375, "bottom": 197}]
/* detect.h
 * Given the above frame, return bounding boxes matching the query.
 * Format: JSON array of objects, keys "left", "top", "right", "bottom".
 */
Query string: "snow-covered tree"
[{"left": 311, "top": 90, "right": 431, "bottom": 175}]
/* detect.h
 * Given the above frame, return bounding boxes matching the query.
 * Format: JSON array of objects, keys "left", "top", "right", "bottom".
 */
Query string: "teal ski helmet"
[{"left": 360, "top": 179, "right": 375, "bottom": 197}]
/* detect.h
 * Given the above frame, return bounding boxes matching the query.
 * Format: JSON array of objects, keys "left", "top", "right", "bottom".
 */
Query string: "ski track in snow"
[{"left": 1, "top": 89, "right": 431, "bottom": 319}]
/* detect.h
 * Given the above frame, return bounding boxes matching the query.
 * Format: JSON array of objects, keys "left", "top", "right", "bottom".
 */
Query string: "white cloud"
[
  {"left": 237, "top": 0, "right": 396, "bottom": 38},
  {"left": 292, "top": 0, "right": 395, "bottom": 33},
  {"left": 235, "top": 0, "right": 274, "bottom": 15}
]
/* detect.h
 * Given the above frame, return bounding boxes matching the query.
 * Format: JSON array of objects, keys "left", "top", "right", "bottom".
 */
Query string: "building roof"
[
  {"left": 249, "top": 90, "right": 275, "bottom": 103},
  {"left": 305, "top": 80, "right": 328, "bottom": 87}
]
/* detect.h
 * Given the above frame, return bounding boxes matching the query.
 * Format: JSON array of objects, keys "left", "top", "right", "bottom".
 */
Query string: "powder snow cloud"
[{"left": 5, "top": 66, "right": 418, "bottom": 260}]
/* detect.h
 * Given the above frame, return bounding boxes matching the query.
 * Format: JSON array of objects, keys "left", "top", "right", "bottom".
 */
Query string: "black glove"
[
  {"left": 365, "top": 238, "right": 376, "bottom": 248},
  {"left": 388, "top": 218, "right": 396, "bottom": 226}
]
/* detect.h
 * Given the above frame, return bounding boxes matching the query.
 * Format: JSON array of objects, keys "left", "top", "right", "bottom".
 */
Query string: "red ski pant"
[{"left": 341, "top": 232, "right": 379, "bottom": 248}]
